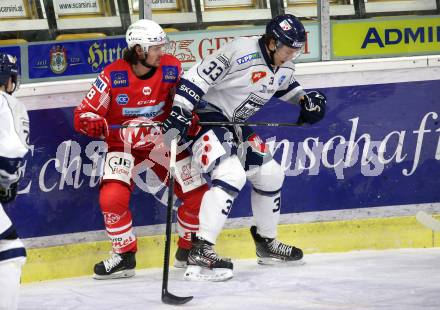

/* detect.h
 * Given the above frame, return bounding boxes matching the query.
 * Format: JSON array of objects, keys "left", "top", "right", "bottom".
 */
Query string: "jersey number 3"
[{"left": 202, "top": 61, "right": 223, "bottom": 82}]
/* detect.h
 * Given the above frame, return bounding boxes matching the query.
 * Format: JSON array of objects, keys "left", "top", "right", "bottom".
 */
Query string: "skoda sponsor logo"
[
  {"left": 116, "top": 94, "right": 129, "bottom": 105},
  {"left": 178, "top": 84, "right": 201, "bottom": 103}
]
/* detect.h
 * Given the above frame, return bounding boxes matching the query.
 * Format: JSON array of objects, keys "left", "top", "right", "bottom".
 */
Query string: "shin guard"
[{"left": 99, "top": 182, "right": 136, "bottom": 253}]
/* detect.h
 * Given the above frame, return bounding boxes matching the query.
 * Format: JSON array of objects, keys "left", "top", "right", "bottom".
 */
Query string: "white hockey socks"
[
  {"left": 197, "top": 186, "right": 234, "bottom": 244},
  {"left": 251, "top": 189, "right": 281, "bottom": 239}
]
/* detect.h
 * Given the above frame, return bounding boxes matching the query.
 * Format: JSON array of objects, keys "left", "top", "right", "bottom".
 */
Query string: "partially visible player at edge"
[
  {"left": 73, "top": 19, "right": 208, "bottom": 280},
  {"left": 163, "top": 14, "right": 327, "bottom": 281},
  {"left": 0, "top": 53, "right": 29, "bottom": 309}
]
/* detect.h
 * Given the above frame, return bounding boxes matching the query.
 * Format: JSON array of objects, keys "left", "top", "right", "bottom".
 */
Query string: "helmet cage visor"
[{"left": 275, "top": 40, "right": 305, "bottom": 61}]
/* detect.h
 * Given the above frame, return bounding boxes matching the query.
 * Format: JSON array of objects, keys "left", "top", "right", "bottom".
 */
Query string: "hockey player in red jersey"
[{"left": 74, "top": 19, "right": 208, "bottom": 279}]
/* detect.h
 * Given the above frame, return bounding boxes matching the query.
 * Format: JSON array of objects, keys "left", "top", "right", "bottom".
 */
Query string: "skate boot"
[
  {"left": 174, "top": 247, "right": 190, "bottom": 268},
  {"left": 183, "top": 235, "right": 233, "bottom": 282},
  {"left": 250, "top": 226, "right": 304, "bottom": 265},
  {"left": 93, "top": 251, "right": 136, "bottom": 280}
]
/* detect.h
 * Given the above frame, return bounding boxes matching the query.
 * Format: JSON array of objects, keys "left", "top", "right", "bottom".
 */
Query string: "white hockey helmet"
[{"left": 126, "top": 19, "right": 168, "bottom": 53}]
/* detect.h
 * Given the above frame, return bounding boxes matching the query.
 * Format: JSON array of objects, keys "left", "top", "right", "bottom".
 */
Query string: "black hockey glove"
[
  {"left": 162, "top": 105, "right": 193, "bottom": 142},
  {"left": 298, "top": 91, "right": 327, "bottom": 125},
  {"left": 0, "top": 181, "right": 18, "bottom": 204}
]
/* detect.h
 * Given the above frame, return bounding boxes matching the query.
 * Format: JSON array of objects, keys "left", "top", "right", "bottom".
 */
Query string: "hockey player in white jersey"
[
  {"left": 0, "top": 53, "right": 29, "bottom": 309},
  {"left": 163, "top": 14, "right": 327, "bottom": 281}
]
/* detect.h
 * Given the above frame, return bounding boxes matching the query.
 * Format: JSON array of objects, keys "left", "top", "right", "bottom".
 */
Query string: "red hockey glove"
[{"left": 78, "top": 112, "right": 109, "bottom": 138}]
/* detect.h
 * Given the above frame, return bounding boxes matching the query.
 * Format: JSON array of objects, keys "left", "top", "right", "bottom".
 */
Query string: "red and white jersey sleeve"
[{"left": 74, "top": 55, "right": 182, "bottom": 152}]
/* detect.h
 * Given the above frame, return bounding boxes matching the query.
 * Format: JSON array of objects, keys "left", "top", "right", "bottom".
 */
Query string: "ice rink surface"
[{"left": 19, "top": 248, "right": 440, "bottom": 310}]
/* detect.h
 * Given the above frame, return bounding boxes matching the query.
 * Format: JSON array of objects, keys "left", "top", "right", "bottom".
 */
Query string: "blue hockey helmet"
[
  {"left": 266, "top": 14, "right": 306, "bottom": 49},
  {"left": 0, "top": 53, "right": 19, "bottom": 91}
]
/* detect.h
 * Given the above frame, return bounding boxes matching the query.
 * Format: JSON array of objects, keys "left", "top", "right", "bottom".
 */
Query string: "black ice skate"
[
  {"left": 183, "top": 235, "right": 233, "bottom": 281},
  {"left": 174, "top": 247, "right": 190, "bottom": 268},
  {"left": 93, "top": 251, "right": 136, "bottom": 280},
  {"left": 250, "top": 226, "right": 304, "bottom": 265}
]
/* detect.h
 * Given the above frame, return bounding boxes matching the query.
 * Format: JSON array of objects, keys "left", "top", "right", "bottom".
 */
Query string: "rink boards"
[{"left": 7, "top": 55, "right": 440, "bottom": 282}]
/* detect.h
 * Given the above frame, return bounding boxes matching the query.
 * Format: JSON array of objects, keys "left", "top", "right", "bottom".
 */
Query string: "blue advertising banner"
[
  {"left": 0, "top": 45, "right": 22, "bottom": 76},
  {"left": 28, "top": 37, "right": 127, "bottom": 79},
  {"left": 3, "top": 79, "right": 440, "bottom": 239}
]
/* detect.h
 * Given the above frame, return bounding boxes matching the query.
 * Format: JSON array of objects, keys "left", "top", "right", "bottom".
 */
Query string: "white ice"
[{"left": 19, "top": 248, "right": 440, "bottom": 310}]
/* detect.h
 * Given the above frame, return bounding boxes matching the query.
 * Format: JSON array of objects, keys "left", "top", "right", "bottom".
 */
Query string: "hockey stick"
[
  {"left": 161, "top": 137, "right": 193, "bottom": 305},
  {"left": 416, "top": 211, "right": 440, "bottom": 232},
  {"left": 109, "top": 120, "right": 301, "bottom": 130}
]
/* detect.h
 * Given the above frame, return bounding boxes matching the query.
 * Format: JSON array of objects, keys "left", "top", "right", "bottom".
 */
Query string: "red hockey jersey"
[{"left": 74, "top": 54, "right": 181, "bottom": 151}]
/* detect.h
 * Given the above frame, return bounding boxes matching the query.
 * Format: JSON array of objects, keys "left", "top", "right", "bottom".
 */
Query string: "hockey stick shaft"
[
  {"left": 161, "top": 138, "right": 193, "bottom": 305},
  {"left": 110, "top": 121, "right": 300, "bottom": 129}
]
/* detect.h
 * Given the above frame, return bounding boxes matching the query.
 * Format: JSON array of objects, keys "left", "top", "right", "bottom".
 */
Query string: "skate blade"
[
  {"left": 93, "top": 269, "right": 135, "bottom": 280},
  {"left": 173, "top": 259, "right": 187, "bottom": 269},
  {"left": 257, "top": 257, "right": 306, "bottom": 266},
  {"left": 183, "top": 265, "right": 233, "bottom": 282}
]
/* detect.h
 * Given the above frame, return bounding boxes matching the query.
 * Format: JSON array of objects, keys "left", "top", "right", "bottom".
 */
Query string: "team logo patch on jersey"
[
  {"left": 278, "top": 75, "right": 286, "bottom": 86},
  {"left": 93, "top": 76, "right": 108, "bottom": 93},
  {"left": 143, "top": 86, "right": 152, "bottom": 95},
  {"left": 162, "top": 66, "right": 178, "bottom": 83},
  {"left": 233, "top": 93, "right": 266, "bottom": 122},
  {"left": 110, "top": 71, "right": 129, "bottom": 88},
  {"left": 120, "top": 118, "right": 162, "bottom": 149},
  {"left": 251, "top": 71, "right": 267, "bottom": 83},
  {"left": 116, "top": 94, "right": 129, "bottom": 105},
  {"left": 236, "top": 52, "right": 261, "bottom": 65}
]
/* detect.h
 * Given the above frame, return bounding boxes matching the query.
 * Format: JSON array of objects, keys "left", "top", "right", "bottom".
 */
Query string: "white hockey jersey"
[
  {"left": 0, "top": 90, "right": 29, "bottom": 263},
  {"left": 174, "top": 36, "right": 305, "bottom": 121}
]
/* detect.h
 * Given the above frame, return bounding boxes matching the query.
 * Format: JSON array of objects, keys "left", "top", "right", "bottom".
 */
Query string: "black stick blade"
[{"left": 162, "top": 290, "right": 193, "bottom": 305}]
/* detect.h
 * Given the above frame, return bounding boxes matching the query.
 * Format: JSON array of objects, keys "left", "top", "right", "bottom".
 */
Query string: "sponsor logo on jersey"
[
  {"left": 236, "top": 52, "right": 261, "bottom": 65},
  {"left": 93, "top": 76, "right": 107, "bottom": 93},
  {"left": 279, "top": 20, "right": 292, "bottom": 31},
  {"left": 178, "top": 84, "right": 201, "bottom": 103},
  {"left": 137, "top": 99, "right": 156, "bottom": 105},
  {"left": 110, "top": 71, "right": 129, "bottom": 88},
  {"left": 251, "top": 71, "right": 267, "bottom": 83},
  {"left": 278, "top": 75, "right": 286, "bottom": 86},
  {"left": 116, "top": 93, "right": 129, "bottom": 105},
  {"left": 50, "top": 45, "right": 68, "bottom": 74},
  {"left": 162, "top": 66, "right": 178, "bottom": 83},
  {"left": 142, "top": 86, "right": 152, "bottom": 95},
  {"left": 122, "top": 101, "right": 165, "bottom": 117}
]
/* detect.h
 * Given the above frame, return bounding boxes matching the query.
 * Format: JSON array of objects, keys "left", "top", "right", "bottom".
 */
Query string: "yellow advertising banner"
[{"left": 332, "top": 16, "right": 440, "bottom": 58}]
